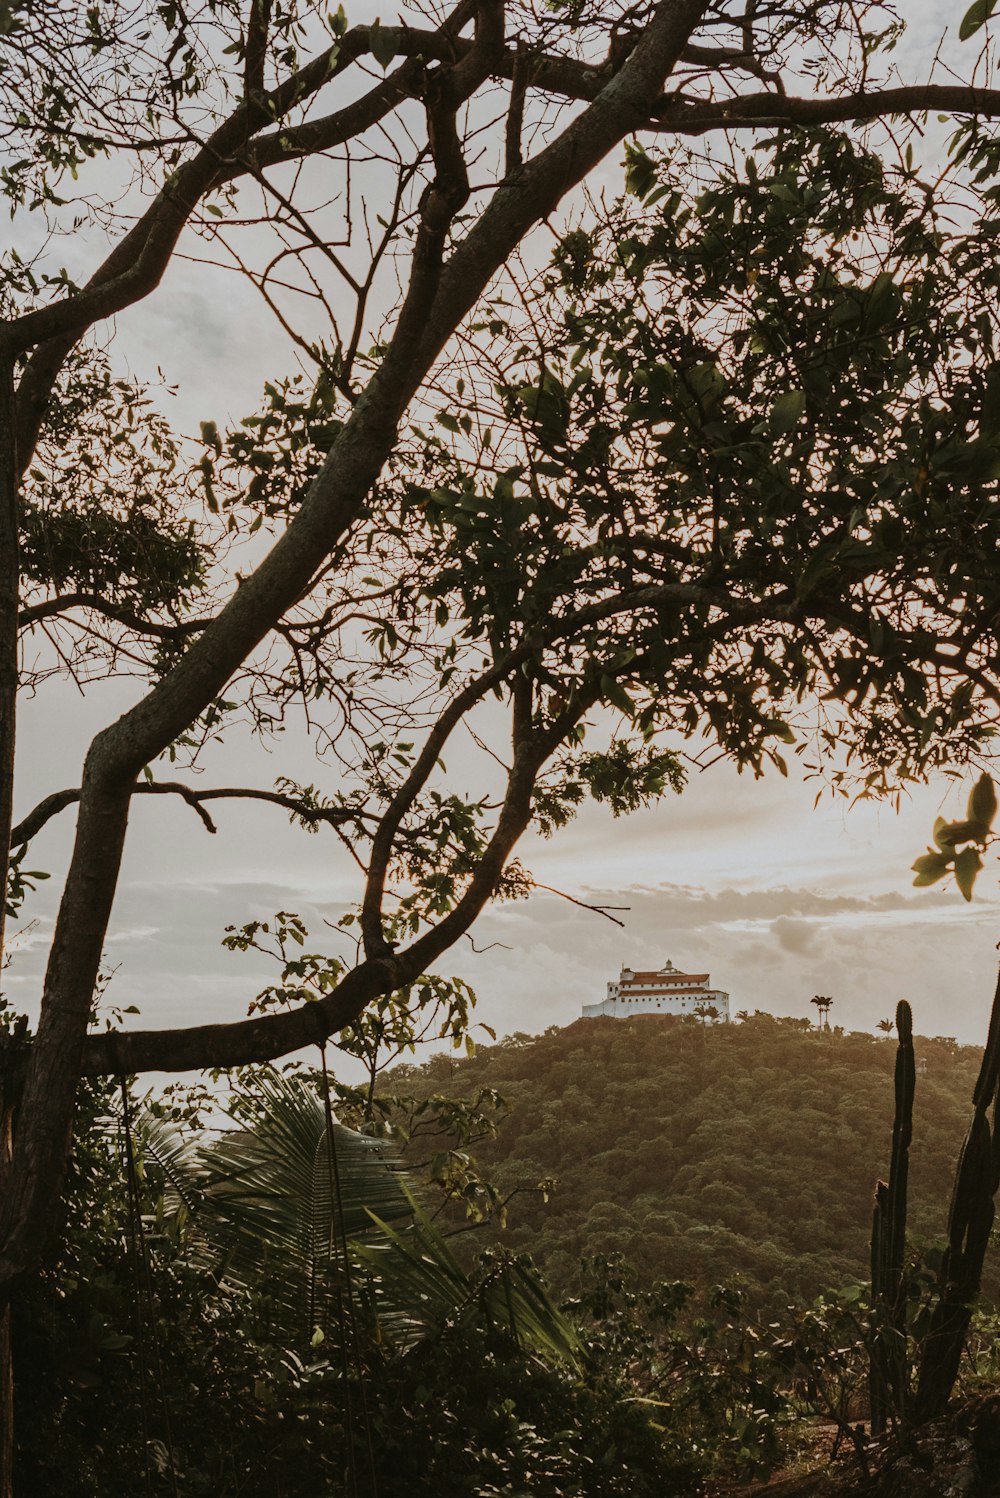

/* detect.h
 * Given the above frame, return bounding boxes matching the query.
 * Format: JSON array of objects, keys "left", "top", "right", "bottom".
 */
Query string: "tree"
[{"left": 4, "top": 0, "right": 1000, "bottom": 1373}]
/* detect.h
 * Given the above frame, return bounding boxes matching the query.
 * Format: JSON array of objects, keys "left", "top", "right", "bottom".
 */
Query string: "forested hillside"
[{"left": 390, "top": 1014, "right": 988, "bottom": 1308}]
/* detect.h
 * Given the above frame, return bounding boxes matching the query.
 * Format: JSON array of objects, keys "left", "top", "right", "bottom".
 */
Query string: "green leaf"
[
  {"left": 515, "top": 371, "right": 570, "bottom": 444},
  {"left": 600, "top": 675, "right": 634, "bottom": 718},
  {"left": 960, "top": 0, "right": 998, "bottom": 40},
  {"left": 368, "top": 19, "right": 396, "bottom": 69},
  {"left": 770, "top": 389, "right": 806, "bottom": 433},
  {"left": 624, "top": 141, "right": 656, "bottom": 199},
  {"left": 933, "top": 818, "right": 981, "bottom": 849},
  {"left": 968, "top": 773, "right": 997, "bottom": 829},
  {"left": 186, "top": 1071, "right": 413, "bottom": 1342},
  {"left": 954, "top": 846, "right": 983, "bottom": 901},
  {"left": 912, "top": 851, "right": 951, "bottom": 887}
]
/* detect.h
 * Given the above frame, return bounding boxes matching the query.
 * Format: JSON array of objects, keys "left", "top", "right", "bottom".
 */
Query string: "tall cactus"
[
  {"left": 916, "top": 964, "right": 1000, "bottom": 1422},
  {"left": 870, "top": 999, "right": 915, "bottom": 1435}
]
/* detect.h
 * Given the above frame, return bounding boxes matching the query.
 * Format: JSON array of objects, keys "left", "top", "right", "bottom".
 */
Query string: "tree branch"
[
  {"left": 5, "top": 5, "right": 487, "bottom": 358},
  {"left": 7, "top": 4, "right": 476, "bottom": 467},
  {"left": 354, "top": 564, "right": 775, "bottom": 961},
  {"left": 80, "top": 687, "right": 557, "bottom": 1077},
  {"left": 18, "top": 593, "right": 212, "bottom": 639},
  {"left": 526, "top": 881, "right": 630, "bottom": 928},
  {"left": 656, "top": 83, "right": 1000, "bottom": 134},
  {"left": 360, "top": 653, "right": 523, "bottom": 959},
  {"left": 244, "top": 0, "right": 271, "bottom": 101},
  {"left": 505, "top": 41, "right": 530, "bottom": 174},
  {"left": 10, "top": 781, "right": 372, "bottom": 847}
]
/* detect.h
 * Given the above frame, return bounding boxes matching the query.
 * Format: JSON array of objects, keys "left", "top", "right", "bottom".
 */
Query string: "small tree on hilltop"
[{"left": 811, "top": 997, "right": 834, "bottom": 1033}]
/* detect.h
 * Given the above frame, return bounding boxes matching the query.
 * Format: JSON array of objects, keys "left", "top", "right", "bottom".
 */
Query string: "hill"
[{"left": 389, "top": 1013, "right": 991, "bottom": 1308}]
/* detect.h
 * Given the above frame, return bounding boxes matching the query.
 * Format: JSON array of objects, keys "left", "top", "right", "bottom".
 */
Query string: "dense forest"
[{"left": 390, "top": 1013, "right": 992, "bottom": 1309}]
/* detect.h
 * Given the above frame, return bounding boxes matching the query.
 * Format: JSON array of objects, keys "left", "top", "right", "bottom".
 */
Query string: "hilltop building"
[{"left": 582, "top": 960, "right": 730, "bottom": 1022}]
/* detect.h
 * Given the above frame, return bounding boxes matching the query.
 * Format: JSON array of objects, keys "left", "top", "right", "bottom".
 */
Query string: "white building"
[{"left": 582, "top": 960, "right": 730, "bottom": 1022}]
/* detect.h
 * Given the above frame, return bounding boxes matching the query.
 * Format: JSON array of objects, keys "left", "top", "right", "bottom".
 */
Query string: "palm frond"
[
  {"left": 134, "top": 1071, "right": 579, "bottom": 1367},
  {"left": 359, "top": 1197, "right": 582, "bottom": 1366},
  {"left": 133, "top": 1110, "right": 206, "bottom": 1219},
  {"left": 194, "top": 1068, "right": 412, "bottom": 1340}
]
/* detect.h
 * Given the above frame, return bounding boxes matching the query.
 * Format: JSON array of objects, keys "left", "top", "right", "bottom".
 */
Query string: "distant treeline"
[{"left": 389, "top": 1013, "right": 993, "bottom": 1308}]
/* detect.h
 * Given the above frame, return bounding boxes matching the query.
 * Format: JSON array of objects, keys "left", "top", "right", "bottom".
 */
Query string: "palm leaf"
[
  {"left": 194, "top": 1068, "right": 411, "bottom": 1341},
  {"left": 133, "top": 1109, "right": 206, "bottom": 1221},
  {"left": 133, "top": 1071, "right": 579, "bottom": 1367},
  {"left": 359, "top": 1197, "right": 582, "bottom": 1365}
]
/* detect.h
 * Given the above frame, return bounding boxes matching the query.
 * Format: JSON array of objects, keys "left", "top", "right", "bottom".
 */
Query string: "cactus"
[
  {"left": 870, "top": 1179, "right": 889, "bottom": 1436},
  {"left": 870, "top": 999, "right": 915, "bottom": 1435},
  {"left": 916, "top": 965, "right": 1000, "bottom": 1422}
]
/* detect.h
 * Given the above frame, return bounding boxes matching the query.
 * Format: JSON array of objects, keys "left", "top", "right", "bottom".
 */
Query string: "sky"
[{"left": 6, "top": 0, "right": 1000, "bottom": 1070}]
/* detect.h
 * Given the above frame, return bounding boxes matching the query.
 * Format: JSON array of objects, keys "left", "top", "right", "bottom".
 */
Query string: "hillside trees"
[
  {"left": 391, "top": 1018, "right": 988, "bottom": 1307},
  {"left": 5, "top": 0, "right": 1000, "bottom": 1330}
]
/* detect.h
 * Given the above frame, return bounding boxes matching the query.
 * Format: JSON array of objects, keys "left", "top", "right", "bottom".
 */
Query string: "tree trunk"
[
  {"left": 0, "top": 1024, "right": 25, "bottom": 1498},
  {"left": 0, "top": 348, "right": 16, "bottom": 965},
  {"left": 0, "top": 320, "right": 20, "bottom": 1498}
]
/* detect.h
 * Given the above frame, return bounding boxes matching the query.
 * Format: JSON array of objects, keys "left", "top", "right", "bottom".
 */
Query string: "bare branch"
[
  {"left": 18, "top": 593, "right": 213, "bottom": 639},
  {"left": 526, "top": 881, "right": 631, "bottom": 928},
  {"left": 10, "top": 781, "right": 372, "bottom": 847},
  {"left": 466, "top": 934, "right": 512, "bottom": 953}
]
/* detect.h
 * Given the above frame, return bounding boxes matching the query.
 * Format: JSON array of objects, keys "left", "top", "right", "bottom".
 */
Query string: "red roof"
[{"left": 622, "top": 971, "right": 710, "bottom": 984}]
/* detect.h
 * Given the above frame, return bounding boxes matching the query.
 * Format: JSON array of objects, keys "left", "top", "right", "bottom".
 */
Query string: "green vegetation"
[
  {"left": 392, "top": 1014, "right": 991, "bottom": 1311},
  {"left": 13, "top": 1069, "right": 799, "bottom": 1495},
  {"left": 16, "top": 1005, "right": 1000, "bottom": 1494}
]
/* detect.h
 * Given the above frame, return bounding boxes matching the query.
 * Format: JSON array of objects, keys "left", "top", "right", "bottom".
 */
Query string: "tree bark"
[
  {"left": 0, "top": 1025, "right": 25, "bottom": 1498},
  {"left": 0, "top": 341, "right": 18, "bottom": 1498},
  {"left": 0, "top": 347, "right": 17, "bottom": 972}
]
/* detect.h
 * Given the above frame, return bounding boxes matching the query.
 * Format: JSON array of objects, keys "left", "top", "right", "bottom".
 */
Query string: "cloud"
[
  {"left": 770, "top": 915, "right": 821, "bottom": 956},
  {"left": 435, "top": 874, "right": 999, "bottom": 1050},
  {"left": 8, "top": 843, "right": 997, "bottom": 1069}
]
